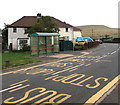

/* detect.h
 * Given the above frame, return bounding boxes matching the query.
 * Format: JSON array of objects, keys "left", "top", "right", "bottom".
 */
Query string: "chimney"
[{"left": 37, "top": 13, "right": 41, "bottom": 19}]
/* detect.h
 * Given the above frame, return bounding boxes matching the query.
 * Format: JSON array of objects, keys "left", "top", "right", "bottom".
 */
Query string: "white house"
[
  {"left": 0, "top": 29, "right": 2, "bottom": 37},
  {"left": 8, "top": 14, "right": 82, "bottom": 50}
]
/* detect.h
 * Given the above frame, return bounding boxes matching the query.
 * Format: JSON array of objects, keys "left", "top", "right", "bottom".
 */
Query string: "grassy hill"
[{"left": 77, "top": 25, "right": 119, "bottom": 39}]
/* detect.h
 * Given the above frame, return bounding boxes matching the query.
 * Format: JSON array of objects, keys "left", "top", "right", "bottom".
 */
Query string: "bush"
[
  {"left": 104, "top": 38, "right": 120, "bottom": 43},
  {"left": 20, "top": 44, "right": 30, "bottom": 51},
  {"left": 11, "top": 44, "right": 30, "bottom": 52},
  {"left": 12, "top": 50, "right": 24, "bottom": 52},
  {"left": 74, "top": 45, "right": 84, "bottom": 50}
]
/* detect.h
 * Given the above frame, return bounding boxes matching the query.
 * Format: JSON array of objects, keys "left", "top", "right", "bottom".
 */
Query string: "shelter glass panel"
[
  {"left": 47, "top": 36, "right": 53, "bottom": 55},
  {"left": 39, "top": 36, "right": 46, "bottom": 55},
  {"left": 54, "top": 36, "right": 59, "bottom": 53},
  {"left": 31, "top": 37, "right": 38, "bottom": 55}
]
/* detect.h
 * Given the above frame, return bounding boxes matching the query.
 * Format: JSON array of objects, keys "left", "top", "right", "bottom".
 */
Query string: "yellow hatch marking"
[
  {"left": 95, "top": 60, "right": 100, "bottom": 62},
  {"left": 85, "top": 63, "right": 91, "bottom": 66},
  {"left": 43, "top": 71, "right": 55, "bottom": 76},
  {"left": 64, "top": 66, "right": 72, "bottom": 69},
  {"left": 100, "top": 60, "right": 112, "bottom": 62},
  {"left": 9, "top": 85, "right": 30, "bottom": 92},
  {"left": 10, "top": 80, "right": 29, "bottom": 86},
  {"left": 96, "top": 60, "right": 112, "bottom": 63},
  {"left": 69, "top": 68, "right": 78, "bottom": 72},
  {"left": 84, "top": 74, "right": 120, "bottom": 104}
]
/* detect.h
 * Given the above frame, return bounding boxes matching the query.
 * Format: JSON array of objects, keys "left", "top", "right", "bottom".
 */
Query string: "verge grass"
[{"left": 2, "top": 52, "right": 41, "bottom": 69}]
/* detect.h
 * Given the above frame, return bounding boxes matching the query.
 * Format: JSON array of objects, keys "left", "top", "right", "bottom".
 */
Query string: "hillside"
[{"left": 77, "top": 25, "right": 119, "bottom": 39}]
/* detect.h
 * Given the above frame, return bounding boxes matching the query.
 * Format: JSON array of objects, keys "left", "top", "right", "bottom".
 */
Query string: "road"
[{"left": 1, "top": 43, "right": 120, "bottom": 104}]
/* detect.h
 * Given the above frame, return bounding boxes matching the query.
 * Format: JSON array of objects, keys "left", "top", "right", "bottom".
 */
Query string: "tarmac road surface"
[{"left": 1, "top": 43, "right": 120, "bottom": 105}]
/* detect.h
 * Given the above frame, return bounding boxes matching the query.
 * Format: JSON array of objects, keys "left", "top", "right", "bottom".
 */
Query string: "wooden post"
[{"left": 5, "top": 60, "right": 10, "bottom": 67}]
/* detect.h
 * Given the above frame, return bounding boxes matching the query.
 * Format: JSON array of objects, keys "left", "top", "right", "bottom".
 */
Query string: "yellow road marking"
[
  {"left": 45, "top": 75, "right": 59, "bottom": 80},
  {"left": 100, "top": 60, "right": 112, "bottom": 62},
  {"left": 31, "top": 69, "right": 53, "bottom": 75},
  {"left": 81, "top": 52, "right": 90, "bottom": 55},
  {"left": 64, "top": 66, "right": 72, "bottom": 69},
  {"left": 69, "top": 68, "right": 78, "bottom": 72},
  {"left": 1, "top": 54, "right": 88, "bottom": 75},
  {"left": 95, "top": 60, "right": 100, "bottom": 62},
  {"left": 84, "top": 74, "right": 120, "bottom": 104},
  {"left": 85, "top": 63, "right": 91, "bottom": 66},
  {"left": 10, "top": 80, "right": 29, "bottom": 86},
  {"left": 72, "top": 76, "right": 94, "bottom": 86},
  {"left": 17, "top": 90, "right": 57, "bottom": 105},
  {"left": 43, "top": 71, "right": 55, "bottom": 76},
  {"left": 4, "top": 88, "right": 46, "bottom": 104},
  {"left": 32, "top": 71, "right": 45, "bottom": 75},
  {"left": 96, "top": 60, "right": 112, "bottom": 63},
  {"left": 9, "top": 84, "right": 30, "bottom": 92}
]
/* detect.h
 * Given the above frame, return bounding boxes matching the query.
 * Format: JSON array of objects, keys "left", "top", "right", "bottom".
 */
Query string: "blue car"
[{"left": 75, "top": 37, "right": 94, "bottom": 45}]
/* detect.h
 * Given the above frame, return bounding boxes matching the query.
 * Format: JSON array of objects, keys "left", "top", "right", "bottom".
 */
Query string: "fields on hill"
[{"left": 77, "top": 25, "right": 119, "bottom": 39}]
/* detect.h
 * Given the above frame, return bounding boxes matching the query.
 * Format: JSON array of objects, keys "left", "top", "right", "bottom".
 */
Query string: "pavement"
[
  {"left": 3, "top": 44, "right": 120, "bottom": 105},
  {"left": 100, "top": 83, "right": 119, "bottom": 105}
]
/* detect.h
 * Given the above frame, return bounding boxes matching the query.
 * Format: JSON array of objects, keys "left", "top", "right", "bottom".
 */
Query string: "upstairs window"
[
  {"left": 13, "top": 28, "right": 17, "bottom": 33},
  {"left": 66, "top": 28, "right": 68, "bottom": 32}
]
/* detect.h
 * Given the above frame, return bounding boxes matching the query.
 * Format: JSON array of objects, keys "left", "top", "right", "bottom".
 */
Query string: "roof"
[
  {"left": 30, "top": 33, "right": 60, "bottom": 37},
  {"left": 9, "top": 16, "right": 37, "bottom": 28},
  {"left": 8, "top": 16, "right": 82, "bottom": 31},
  {"left": 73, "top": 27, "right": 82, "bottom": 31}
]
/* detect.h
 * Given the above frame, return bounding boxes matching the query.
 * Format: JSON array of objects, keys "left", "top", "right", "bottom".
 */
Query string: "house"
[
  {"left": 0, "top": 29, "right": 2, "bottom": 37},
  {"left": 7, "top": 14, "right": 82, "bottom": 50}
]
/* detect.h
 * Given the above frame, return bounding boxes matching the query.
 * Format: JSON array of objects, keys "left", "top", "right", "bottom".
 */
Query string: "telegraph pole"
[{"left": 92, "top": 29, "right": 93, "bottom": 38}]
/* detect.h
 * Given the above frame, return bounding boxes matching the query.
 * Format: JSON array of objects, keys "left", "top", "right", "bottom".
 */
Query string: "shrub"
[
  {"left": 12, "top": 50, "right": 24, "bottom": 52},
  {"left": 20, "top": 44, "right": 30, "bottom": 51},
  {"left": 74, "top": 45, "right": 84, "bottom": 50}
]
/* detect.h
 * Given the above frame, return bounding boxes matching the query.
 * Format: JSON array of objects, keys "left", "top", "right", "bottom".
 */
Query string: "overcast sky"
[{"left": 0, "top": 0, "right": 119, "bottom": 29}]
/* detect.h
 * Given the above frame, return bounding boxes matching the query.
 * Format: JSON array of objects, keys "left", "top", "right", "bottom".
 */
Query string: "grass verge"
[{"left": 2, "top": 52, "right": 41, "bottom": 69}]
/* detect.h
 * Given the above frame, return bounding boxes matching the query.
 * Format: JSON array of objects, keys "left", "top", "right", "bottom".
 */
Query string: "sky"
[{"left": 0, "top": 0, "right": 119, "bottom": 29}]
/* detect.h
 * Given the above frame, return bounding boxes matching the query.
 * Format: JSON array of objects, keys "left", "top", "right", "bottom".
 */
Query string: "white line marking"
[
  {"left": 52, "top": 64, "right": 84, "bottom": 75},
  {"left": 95, "top": 56, "right": 107, "bottom": 61},
  {"left": 0, "top": 84, "right": 23, "bottom": 93},
  {"left": 110, "top": 48, "right": 119, "bottom": 55},
  {"left": 111, "top": 51, "right": 116, "bottom": 55},
  {"left": 52, "top": 48, "right": 120, "bottom": 75}
]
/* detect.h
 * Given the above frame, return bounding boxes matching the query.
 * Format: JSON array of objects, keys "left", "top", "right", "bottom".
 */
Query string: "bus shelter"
[{"left": 30, "top": 33, "right": 60, "bottom": 56}]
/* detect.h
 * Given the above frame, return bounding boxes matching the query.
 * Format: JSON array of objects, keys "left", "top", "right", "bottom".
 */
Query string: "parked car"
[
  {"left": 75, "top": 37, "right": 94, "bottom": 46},
  {"left": 96, "top": 39, "right": 103, "bottom": 44}
]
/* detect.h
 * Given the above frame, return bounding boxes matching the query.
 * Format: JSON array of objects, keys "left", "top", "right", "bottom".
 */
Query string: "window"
[
  {"left": 64, "top": 36, "right": 69, "bottom": 40},
  {"left": 19, "top": 40, "right": 28, "bottom": 44},
  {"left": 66, "top": 28, "right": 68, "bottom": 32},
  {"left": 13, "top": 28, "right": 17, "bottom": 33}
]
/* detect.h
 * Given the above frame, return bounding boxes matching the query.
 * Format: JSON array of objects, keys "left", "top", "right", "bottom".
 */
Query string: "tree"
[
  {"left": 2, "top": 24, "right": 8, "bottom": 50},
  {"left": 2, "top": 24, "right": 8, "bottom": 44},
  {"left": 26, "top": 16, "right": 59, "bottom": 34}
]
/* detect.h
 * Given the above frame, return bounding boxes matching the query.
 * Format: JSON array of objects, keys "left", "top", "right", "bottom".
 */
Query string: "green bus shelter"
[{"left": 30, "top": 33, "right": 60, "bottom": 56}]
